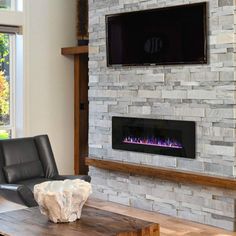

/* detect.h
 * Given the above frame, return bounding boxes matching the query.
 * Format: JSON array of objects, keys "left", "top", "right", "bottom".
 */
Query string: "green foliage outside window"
[
  {"left": 0, "top": 130, "right": 10, "bottom": 139},
  {"left": 0, "top": 34, "right": 9, "bottom": 68},
  {"left": 0, "top": 33, "right": 10, "bottom": 139},
  {"left": 0, "top": 71, "right": 9, "bottom": 116},
  {"left": 0, "top": 0, "right": 11, "bottom": 9}
]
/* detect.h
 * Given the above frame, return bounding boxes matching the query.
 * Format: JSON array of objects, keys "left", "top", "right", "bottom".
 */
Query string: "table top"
[{"left": 0, "top": 206, "right": 159, "bottom": 236}]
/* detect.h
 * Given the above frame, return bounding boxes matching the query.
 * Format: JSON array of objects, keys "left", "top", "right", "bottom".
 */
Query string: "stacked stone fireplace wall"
[{"left": 88, "top": 0, "right": 236, "bottom": 230}]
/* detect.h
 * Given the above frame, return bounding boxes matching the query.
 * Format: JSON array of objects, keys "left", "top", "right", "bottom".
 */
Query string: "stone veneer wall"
[{"left": 88, "top": 0, "right": 236, "bottom": 230}]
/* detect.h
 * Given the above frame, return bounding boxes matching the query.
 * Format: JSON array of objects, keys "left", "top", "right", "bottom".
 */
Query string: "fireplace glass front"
[{"left": 112, "top": 117, "right": 195, "bottom": 159}]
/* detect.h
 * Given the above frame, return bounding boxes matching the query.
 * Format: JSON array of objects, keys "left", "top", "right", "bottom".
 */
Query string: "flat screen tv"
[{"left": 106, "top": 3, "right": 207, "bottom": 66}]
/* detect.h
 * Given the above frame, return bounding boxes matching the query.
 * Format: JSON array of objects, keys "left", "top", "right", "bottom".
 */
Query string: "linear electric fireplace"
[{"left": 112, "top": 117, "right": 195, "bottom": 159}]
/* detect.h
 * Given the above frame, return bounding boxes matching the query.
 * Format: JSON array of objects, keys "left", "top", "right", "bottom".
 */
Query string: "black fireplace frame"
[{"left": 112, "top": 117, "right": 195, "bottom": 159}]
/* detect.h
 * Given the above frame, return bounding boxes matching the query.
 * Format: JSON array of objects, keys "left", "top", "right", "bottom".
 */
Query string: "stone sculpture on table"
[{"left": 34, "top": 179, "right": 92, "bottom": 223}]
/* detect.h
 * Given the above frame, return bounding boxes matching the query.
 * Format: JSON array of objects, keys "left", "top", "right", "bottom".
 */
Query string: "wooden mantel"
[
  {"left": 86, "top": 158, "right": 236, "bottom": 190},
  {"left": 61, "top": 46, "right": 88, "bottom": 55}
]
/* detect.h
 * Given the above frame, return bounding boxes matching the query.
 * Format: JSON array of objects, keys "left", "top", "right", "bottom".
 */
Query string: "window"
[
  {"left": 0, "top": 0, "right": 22, "bottom": 11},
  {"left": 0, "top": 0, "right": 23, "bottom": 140},
  {"left": 0, "top": 32, "right": 16, "bottom": 139},
  {"left": 0, "top": 0, "right": 11, "bottom": 9}
]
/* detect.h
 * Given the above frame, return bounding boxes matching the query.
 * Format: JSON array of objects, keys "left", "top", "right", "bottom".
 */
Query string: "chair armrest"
[
  {"left": 53, "top": 175, "right": 91, "bottom": 183},
  {"left": 0, "top": 183, "right": 21, "bottom": 191},
  {"left": 0, "top": 184, "right": 38, "bottom": 207}
]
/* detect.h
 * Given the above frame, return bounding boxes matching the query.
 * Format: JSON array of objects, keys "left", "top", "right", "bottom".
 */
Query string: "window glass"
[
  {"left": 0, "top": 0, "right": 22, "bottom": 11},
  {"left": 0, "top": 33, "right": 14, "bottom": 139},
  {"left": 0, "top": 129, "right": 11, "bottom": 139},
  {"left": 0, "top": 0, "right": 11, "bottom": 9}
]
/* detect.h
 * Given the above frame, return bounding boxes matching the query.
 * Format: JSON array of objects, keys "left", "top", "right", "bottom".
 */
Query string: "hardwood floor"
[
  {"left": 0, "top": 196, "right": 26, "bottom": 213},
  {"left": 0, "top": 196, "right": 235, "bottom": 236}
]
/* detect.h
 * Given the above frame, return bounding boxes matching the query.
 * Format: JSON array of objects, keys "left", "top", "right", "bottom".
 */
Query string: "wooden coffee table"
[{"left": 0, "top": 206, "right": 159, "bottom": 236}]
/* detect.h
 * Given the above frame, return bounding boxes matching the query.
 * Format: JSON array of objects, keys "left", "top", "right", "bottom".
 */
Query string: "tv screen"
[{"left": 106, "top": 3, "right": 207, "bottom": 66}]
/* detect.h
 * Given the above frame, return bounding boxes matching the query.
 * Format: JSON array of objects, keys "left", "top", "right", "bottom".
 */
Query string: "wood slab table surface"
[{"left": 0, "top": 206, "right": 159, "bottom": 236}]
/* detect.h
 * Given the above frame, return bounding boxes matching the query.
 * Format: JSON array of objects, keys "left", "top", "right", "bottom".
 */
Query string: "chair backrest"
[{"left": 0, "top": 135, "right": 59, "bottom": 184}]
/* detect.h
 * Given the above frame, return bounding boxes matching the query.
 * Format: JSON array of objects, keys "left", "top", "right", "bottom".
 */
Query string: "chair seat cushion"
[
  {"left": 3, "top": 160, "right": 44, "bottom": 184},
  {"left": 16, "top": 178, "right": 50, "bottom": 192}
]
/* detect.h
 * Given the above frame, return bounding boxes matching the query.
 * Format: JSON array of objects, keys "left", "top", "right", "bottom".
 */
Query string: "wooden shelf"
[
  {"left": 61, "top": 46, "right": 88, "bottom": 55},
  {"left": 86, "top": 158, "right": 236, "bottom": 190}
]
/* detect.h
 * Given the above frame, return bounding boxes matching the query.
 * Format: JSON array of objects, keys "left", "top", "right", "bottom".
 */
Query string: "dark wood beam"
[{"left": 61, "top": 46, "right": 88, "bottom": 55}]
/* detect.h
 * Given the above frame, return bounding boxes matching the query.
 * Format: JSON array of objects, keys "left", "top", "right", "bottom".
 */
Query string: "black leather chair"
[{"left": 0, "top": 134, "right": 90, "bottom": 207}]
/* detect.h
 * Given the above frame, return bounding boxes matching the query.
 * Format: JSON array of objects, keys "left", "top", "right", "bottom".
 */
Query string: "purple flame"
[{"left": 123, "top": 136, "right": 183, "bottom": 149}]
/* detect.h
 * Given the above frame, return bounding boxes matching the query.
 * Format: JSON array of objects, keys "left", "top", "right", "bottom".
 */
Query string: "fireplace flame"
[{"left": 123, "top": 136, "right": 183, "bottom": 149}]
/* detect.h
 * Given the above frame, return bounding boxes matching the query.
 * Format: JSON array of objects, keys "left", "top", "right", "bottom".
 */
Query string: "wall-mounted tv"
[{"left": 106, "top": 3, "right": 207, "bottom": 67}]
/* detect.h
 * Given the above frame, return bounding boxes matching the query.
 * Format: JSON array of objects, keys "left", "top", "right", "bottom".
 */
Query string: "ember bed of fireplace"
[{"left": 112, "top": 117, "right": 195, "bottom": 159}]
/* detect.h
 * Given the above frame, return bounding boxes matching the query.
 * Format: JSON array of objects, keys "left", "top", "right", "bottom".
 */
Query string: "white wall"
[{"left": 24, "top": 0, "right": 77, "bottom": 174}]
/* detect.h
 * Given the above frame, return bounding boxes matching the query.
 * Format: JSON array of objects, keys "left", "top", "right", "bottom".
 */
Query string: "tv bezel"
[{"left": 105, "top": 2, "right": 208, "bottom": 67}]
